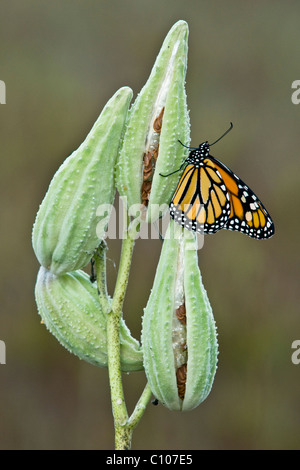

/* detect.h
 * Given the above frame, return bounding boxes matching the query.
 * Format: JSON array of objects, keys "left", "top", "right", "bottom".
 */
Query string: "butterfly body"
[{"left": 164, "top": 139, "right": 274, "bottom": 240}]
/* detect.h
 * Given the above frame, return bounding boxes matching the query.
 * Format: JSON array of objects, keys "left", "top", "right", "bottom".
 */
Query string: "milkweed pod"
[
  {"left": 32, "top": 87, "right": 133, "bottom": 275},
  {"left": 116, "top": 20, "right": 190, "bottom": 223},
  {"left": 142, "top": 220, "right": 218, "bottom": 410},
  {"left": 35, "top": 267, "right": 143, "bottom": 372}
]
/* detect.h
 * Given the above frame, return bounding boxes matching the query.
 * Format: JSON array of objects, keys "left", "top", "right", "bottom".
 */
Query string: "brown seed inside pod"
[
  {"left": 176, "top": 363, "right": 187, "bottom": 400},
  {"left": 153, "top": 107, "right": 165, "bottom": 133},
  {"left": 141, "top": 180, "right": 152, "bottom": 206},
  {"left": 176, "top": 303, "right": 186, "bottom": 325}
]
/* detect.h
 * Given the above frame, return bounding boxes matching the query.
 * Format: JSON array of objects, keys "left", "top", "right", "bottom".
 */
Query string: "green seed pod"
[
  {"left": 142, "top": 220, "right": 218, "bottom": 410},
  {"left": 32, "top": 87, "right": 133, "bottom": 275},
  {"left": 116, "top": 20, "right": 190, "bottom": 223},
  {"left": 35, "top": 267, "right": 143, "bottom": 372}
]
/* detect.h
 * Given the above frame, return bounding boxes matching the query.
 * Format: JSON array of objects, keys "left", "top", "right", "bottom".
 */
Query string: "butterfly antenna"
[
  {"left": 209, "top": 122, "right": 233, "bottom": 146},
  {"left": 178, "top": 140, "right": 198, "bottom": 150}
]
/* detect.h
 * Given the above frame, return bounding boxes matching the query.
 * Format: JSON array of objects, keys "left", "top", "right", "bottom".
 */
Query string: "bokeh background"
[{"left": 1, "top": 0, "right": 299, "bottom": 450}]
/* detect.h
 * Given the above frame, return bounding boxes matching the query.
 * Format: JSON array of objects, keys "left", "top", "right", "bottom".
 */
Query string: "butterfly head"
[{"left": 198, "top": 141, "right": 210, "bottom": 157}]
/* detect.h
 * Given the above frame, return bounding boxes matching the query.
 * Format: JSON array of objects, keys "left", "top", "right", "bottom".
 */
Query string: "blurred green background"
[{"left": 0, "top": 0, "right": 299, "bottom": 450}]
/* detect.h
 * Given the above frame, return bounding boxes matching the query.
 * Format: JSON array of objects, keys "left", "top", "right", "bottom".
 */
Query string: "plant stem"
[
  {"left": 106, "top": 308, "right": 131, "bottom": 450},
  {"left": 94, "top": 241, "right": 110, "bottom": 313},
  {"left": 97, "top": 215, "right": 148, "bottom": 450},
  {"left": 111, "top": 219, "right": 137, "bottom": 316},
  {"left": 128, "top": 382, "right": 153, "bottom": 431}
]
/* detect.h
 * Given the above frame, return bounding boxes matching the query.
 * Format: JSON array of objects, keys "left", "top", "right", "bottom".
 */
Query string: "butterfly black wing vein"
[{"left": 165, "top": 141, "right": 274, "bottom": 240}]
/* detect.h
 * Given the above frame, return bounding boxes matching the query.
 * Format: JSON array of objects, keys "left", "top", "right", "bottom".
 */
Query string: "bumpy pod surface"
[
  {"left": 35, "top": 267, "right": 143, "bottom": 372},
  {"left": 116, "top": 20, "right": 190, "bottom": 223},
  {"left": 32, "top": 87, "right": 132, "bottom": 275},
  {"left": 142, "top": 220, "right": 218, "bottom": 410}
]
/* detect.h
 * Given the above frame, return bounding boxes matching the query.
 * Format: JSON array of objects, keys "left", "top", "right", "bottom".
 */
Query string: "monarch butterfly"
[{"left": 160, "top": 123, "right": 274, "bottom": 239}]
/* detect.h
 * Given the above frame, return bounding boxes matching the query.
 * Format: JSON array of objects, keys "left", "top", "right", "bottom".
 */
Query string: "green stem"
[
  {"left": 106, "top": 309, "right": 131, "bottom": 450},
  {"left": 97, "top": 215, "right": 146, "bottom": 450},
  {"left": 111, "top": 219, "right": 137, "bottom": 315},
  {"left": 96, "top": 216, "right": 152, "bottom": 449},
  {"left": 110, "top": 220, "right": 139, "bottom": 449},
  {"left": 94, "top": 241, "right": 110, "bottom": 313},
  {"left": 128, "top": 382, "right": 153, "bottom": 431}
]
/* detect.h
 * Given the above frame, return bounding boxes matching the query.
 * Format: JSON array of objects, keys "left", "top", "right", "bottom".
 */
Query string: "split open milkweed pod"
[
  {"left": 32, "top": 87, "right": 132, "bottom": 275},
  {"left": 35, "top": 267, "right": 143, "bottom": 372},
  {"left": 116, "top": 20, "right": 190, "bottom": 223},
  {"left": 142, "top": 220, "right": 218, "bottom": 411}
]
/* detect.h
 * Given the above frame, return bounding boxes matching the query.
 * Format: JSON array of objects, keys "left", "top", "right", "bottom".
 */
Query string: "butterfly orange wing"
[
  {"left": 170, "top": 162, "right": 231, "bottom": 234},
  {"left": 206, "top": 155, "right": 274, "bottom": 239}
]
